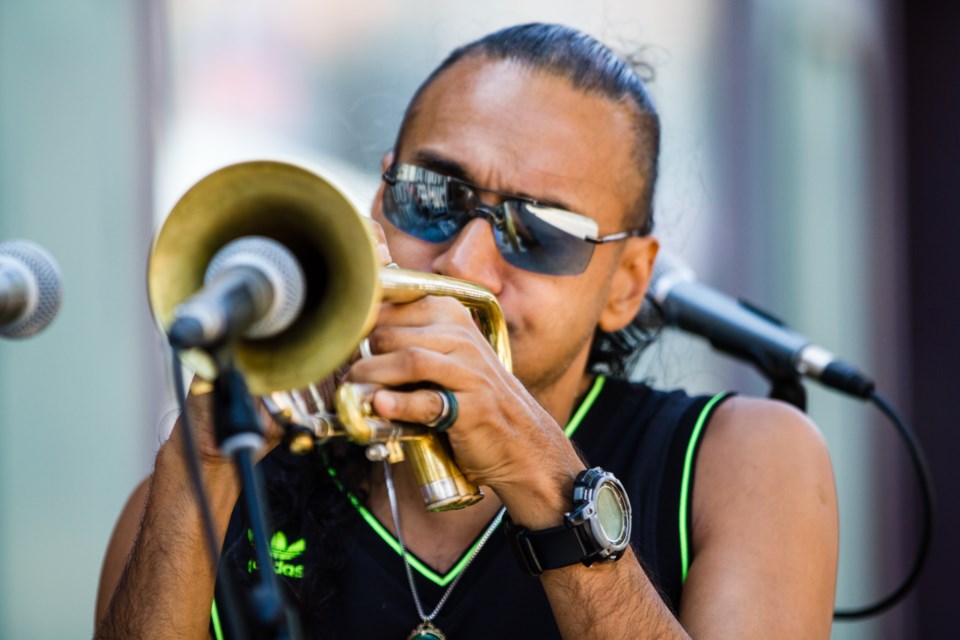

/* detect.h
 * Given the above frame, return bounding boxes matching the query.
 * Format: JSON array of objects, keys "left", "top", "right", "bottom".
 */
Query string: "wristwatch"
[{"left": 505, "top": 467, "right": 632, "bottom": 576}]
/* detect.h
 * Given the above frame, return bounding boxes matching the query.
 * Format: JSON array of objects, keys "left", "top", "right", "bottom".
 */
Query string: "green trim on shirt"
[
  {"left": 332, "top": 374, "right": 607, "bottom": 587},
  {"left": 679, "top": 392, "right": 732, "bottom": 582},
  {"left": 211, "top": 598, "right": 224, "bottom": 640}
]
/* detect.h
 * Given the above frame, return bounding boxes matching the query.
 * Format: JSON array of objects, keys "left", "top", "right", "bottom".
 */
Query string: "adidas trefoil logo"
[
  {"left": 247, "top": 530, "right": 306, "bottom": 579},
  {"left": 269, "top": 531, "right": 307, "bottom": 561}
]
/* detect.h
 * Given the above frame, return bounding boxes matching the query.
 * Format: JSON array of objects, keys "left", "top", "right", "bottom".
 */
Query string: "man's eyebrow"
[
  {"left": 409, "top": 149, "right": 583, "bottom": 215},
  {"left": 410, "top": 150, "right": 471, "bottom": 181}
]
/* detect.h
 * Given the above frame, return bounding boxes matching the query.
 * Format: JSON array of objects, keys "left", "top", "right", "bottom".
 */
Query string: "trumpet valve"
[
  {"left": 288, "top": 427, "right": 317, "bottom": 455},
  {"left": 365, "top": 441, "right": 405, "bottom": 464},
  {"left": 266, "top": 389, "right": 338, "bottom": 449}
]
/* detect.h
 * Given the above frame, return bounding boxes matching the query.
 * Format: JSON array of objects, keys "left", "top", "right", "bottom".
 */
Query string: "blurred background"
[{"left": 0, "top": 0, "right": 955, "bottom": 637}]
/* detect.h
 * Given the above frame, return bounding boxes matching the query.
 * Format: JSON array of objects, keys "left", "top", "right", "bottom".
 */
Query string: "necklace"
[{"left": 382, "top": 461, "right": 505, "bottom": 640}]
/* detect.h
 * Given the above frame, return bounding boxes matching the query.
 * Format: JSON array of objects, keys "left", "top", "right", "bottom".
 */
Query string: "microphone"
[
  {"left": 168, "top": 236, "right": 306, "bottom": 350},
  {"left": 0, "top": 239, "right": 63, "bottom": 339},
  {"left": 646, "top": 251, "right": 875, "bottom": 398}
]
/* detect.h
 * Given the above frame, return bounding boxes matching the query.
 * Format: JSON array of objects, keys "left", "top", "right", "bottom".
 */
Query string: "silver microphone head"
[
  {"left": 204, "top": 236, "right": 306, "bottom": 339},
  {"left": 0, "top": 240, "right": 63, "bottom": 338}
]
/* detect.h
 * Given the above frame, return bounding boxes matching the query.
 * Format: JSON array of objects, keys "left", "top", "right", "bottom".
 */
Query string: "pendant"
[{"left": 408, "top": 620, "right": 446, "bottom": 640}]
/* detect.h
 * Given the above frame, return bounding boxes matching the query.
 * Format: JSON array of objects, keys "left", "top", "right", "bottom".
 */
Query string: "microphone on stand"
[
  {"left": 0, "top": 239, "right": 63, "bottom": 339},
  {"left": 167, "top": 236, "right": 306, "bottom": 351},
  {"left": 163, "top": 234, "right": 308, "bottom": 639},
  {"left": 645, "top": 250, "right": 875, "bottom": 398},
  {"left": 646, "top": 251, "right": 937, "bottom": 619}
]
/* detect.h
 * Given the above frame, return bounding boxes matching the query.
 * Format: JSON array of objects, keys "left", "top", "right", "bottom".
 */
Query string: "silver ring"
[
  {"left": 423, "top": 388, "right": 458, "bottom": 432},
  {"left": 360, "top": 337, "right": 373, "bottom": 360}
]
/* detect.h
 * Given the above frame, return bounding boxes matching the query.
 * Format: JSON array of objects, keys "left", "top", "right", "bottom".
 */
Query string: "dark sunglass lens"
[
  {"left": 494, "top": 202, "right": 594, "bottom": 275},
  {"left": 447, "top": 181, "right": 478, "bottom": 217},
  {"left": 382, "top": 170, "right": 466, "bottom": 243}
]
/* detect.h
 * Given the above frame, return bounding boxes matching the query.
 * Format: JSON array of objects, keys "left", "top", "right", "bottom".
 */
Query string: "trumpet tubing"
[{"left": 148, "top": 160, "right": 512, "bottom": 512}]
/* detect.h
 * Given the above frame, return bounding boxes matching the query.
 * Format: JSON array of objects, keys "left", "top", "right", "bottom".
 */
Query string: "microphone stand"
[
  {"left": 211, "top": 352, "right": 304, "bottom": 640},
  {"left": 767, "top": 374, "right": 807, "bottom": 412}
]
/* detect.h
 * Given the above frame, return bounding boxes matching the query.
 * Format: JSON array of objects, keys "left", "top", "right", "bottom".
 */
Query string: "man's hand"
[{"left": 345, "top": 292, "right": 585, "bottom": 527}]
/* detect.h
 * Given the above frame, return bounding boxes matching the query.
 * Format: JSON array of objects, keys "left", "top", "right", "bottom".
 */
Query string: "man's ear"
[{"left": 598, "top": 236, "right": 659, "bottom": 332}]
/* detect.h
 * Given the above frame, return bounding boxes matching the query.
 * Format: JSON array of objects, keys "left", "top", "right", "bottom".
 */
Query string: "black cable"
[
  {"left": 170, "top": 349, "right": 248, "bottom": 639},
  {"left": 834, "top": 390, "right": 935, "bottom": 620}
]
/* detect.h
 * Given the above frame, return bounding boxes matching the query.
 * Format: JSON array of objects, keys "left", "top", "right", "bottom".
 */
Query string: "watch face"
[{"left": 595, "top": 482, "right": 627, "bottom": 543}]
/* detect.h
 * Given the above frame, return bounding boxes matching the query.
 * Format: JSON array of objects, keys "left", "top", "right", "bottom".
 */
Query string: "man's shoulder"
[
  {"left": 681, "top": 395, "right": 838, "bottom": 636},
  {"left": 701, "top": 395, "right": 828, "bottom": 461},
  {"left": 692, "top": 395, "right": 834, "bottom": 530}
]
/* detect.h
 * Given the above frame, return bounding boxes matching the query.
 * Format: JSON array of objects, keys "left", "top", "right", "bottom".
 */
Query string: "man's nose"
[{"left": 431, "top": 217, "right": 505, "bottom": 295}]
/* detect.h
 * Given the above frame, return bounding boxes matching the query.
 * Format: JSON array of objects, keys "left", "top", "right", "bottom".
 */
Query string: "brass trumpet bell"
[
  {"left": 148, "top": 160, "right": 381, "bottom": 394},
  {"left": 147, "top": 160, "right": 512, "bottom": 511}
]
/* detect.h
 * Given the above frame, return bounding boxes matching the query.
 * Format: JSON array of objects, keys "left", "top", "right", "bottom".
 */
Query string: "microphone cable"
[
  {"left": 833, "top": 390, "right": 935, "bottom": 620},
  {"left": 644, "top": 296, "right": 935, "bottom": 618}
]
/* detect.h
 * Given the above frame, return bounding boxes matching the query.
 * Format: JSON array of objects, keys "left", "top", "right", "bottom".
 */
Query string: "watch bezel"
[{"left": 566, "top": 468, "right": 632, "bottom": 564}]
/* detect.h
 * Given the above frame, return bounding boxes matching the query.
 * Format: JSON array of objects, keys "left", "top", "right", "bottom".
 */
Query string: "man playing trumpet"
[{"left": 96, "top": 23, "right": 838, "bottom": 639}]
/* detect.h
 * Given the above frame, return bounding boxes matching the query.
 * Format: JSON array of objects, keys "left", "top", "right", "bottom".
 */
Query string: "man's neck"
[{"left": 527, "top": 363, "right": 597, "bottom": 430}]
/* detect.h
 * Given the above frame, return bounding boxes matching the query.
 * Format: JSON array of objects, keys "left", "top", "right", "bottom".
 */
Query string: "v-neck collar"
[{"left": 327, "top": 375, "right": 607, "bottom": 587}]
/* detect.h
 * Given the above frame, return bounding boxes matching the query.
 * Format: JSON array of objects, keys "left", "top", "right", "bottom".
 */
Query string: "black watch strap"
[
  {"left": 505, "top": 516, "right": 589, "bottom": 576},
  {"left": 505, "top": 467, "right": 631, "bottom": 577}
]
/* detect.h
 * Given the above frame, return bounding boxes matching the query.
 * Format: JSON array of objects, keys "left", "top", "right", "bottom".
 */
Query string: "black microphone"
[
  {"left": 0, "top": 239, "right": 63, "bottom": 339},
  {"left": 646, "top": 251, "right": 875, "bottom": 398},
  {"left": 168, "top": 236, "right": 306, "bottom": 350}
]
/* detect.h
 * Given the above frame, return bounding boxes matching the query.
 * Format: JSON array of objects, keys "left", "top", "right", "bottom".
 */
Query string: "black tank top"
[{"left": 212, "top": 376, "right": 732, "bottom": 639}]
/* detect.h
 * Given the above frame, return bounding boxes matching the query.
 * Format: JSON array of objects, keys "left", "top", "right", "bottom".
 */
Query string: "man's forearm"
[
  {"left": 96, "top": 443, "right": 240, "bottom": 639},
  {"left": 494, "top": 449, "right": 688, "bottom": 639},
  {"left": 541, "top": 548, "right": 689, "bottom": 640}
]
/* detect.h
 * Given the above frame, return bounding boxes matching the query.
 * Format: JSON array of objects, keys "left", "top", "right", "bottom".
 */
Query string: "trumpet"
[{"left": 147, "top": 160, "right": 511, "bottom": 511}]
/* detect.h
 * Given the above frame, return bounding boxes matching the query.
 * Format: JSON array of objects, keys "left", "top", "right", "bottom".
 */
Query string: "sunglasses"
[{"left": 381, "top": 163, "right": 649, "bottom": 276}]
